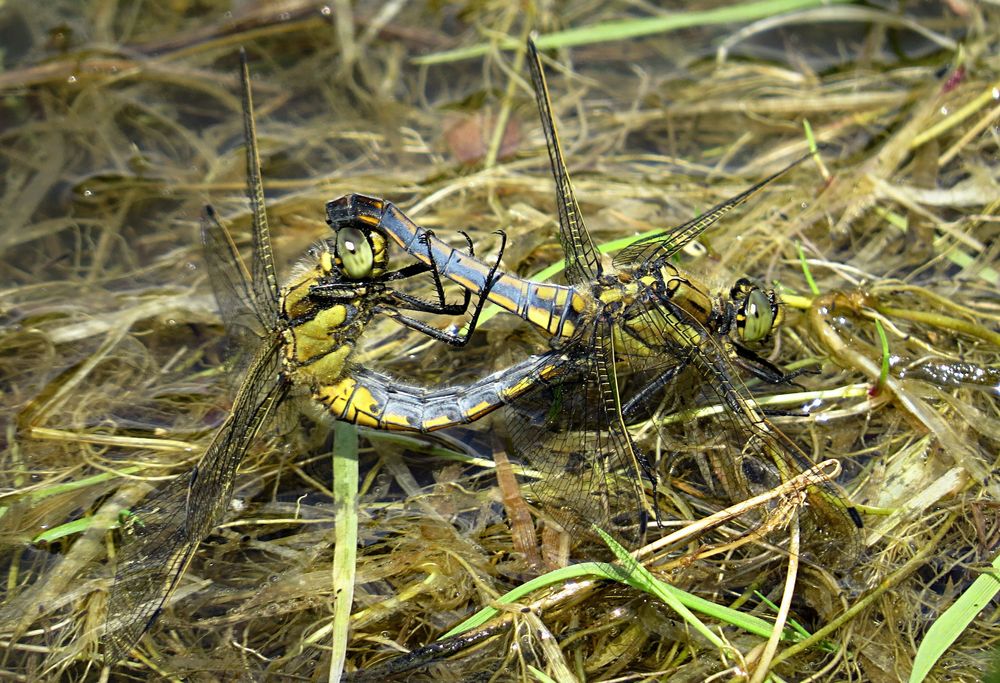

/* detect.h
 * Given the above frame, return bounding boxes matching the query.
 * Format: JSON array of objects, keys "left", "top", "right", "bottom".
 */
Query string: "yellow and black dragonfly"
[
  {"left": 106, "top": 37, "right": 861, "bottom": 661},
  {"left": 318, "top": 39, "right": 863, "bottom": 557},
  {"left": 102, "top": 51, "right": 508, "bottom": 661}
]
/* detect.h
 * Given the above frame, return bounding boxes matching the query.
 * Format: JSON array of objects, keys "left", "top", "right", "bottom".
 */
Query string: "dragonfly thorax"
[{"left": 653, "top": 264, "right": 717, "bottom": 329}]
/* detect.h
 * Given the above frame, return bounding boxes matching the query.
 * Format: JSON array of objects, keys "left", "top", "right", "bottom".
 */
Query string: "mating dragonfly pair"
[{"left": 103, "top": 39, "right": 861, "bottom": 660}]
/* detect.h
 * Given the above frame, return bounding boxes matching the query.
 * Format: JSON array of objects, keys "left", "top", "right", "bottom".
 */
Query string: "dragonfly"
[
  {"left": 102, "top": 51, "right": 508, "bottom": 661},
  {"left": 316, "top": 38, "right": 863, "bottom": 557},
  {"left": 105, "top": 37, "right": 862, "bottom": 662}
]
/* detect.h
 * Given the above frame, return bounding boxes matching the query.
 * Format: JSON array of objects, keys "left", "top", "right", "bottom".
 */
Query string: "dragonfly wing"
[
  {"left": 104, "top": 337, "right": 286, "bottom": 660},
  {"left": 201, "top": 209, "right": 269, "bottom": 378},
  {"left": 103, "top": 471, "right": 200, "bottom": 661},
  {"left": 238, "top": 49, "right": 281, "bottom": 323},
  {"left": 625, "top": 293, "right": 861, "bottom": 563},
  {"left": 613, "top": 153, "right": 812, "bottom": 268},
  {"left": 106, "top": 53, "right": 291, "bottom": 662},
  {"left": 527, "top": 38, "right": 601, "bottom": 285},
  {"left": 504, "top": 318, "right": 648, "bottom": 549},
  {"left": 199, "top": 52, "right": 281, "bottom": 349}
]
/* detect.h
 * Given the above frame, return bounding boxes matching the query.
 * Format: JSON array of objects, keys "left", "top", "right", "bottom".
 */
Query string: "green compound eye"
[
  {"left": 336, "top": 227, "right": 374, "bottom": 280},
  {"left": 741, "top": 287, "right": 776, "bottom": 342}
]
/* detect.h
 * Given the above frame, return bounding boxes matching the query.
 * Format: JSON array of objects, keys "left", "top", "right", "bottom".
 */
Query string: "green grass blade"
[
  {"left": 593, "top": 527, "right": 729, "bottom": 651},
  {"left": 413, "top": 0, "right": 853, "bottom": 65},
  {"left": 329, "top": 421, "right": 359, "bottom": 683},
  {"left": 909, "top": 553, "right": 1000, "bottom": 683},
  {"left": 442, "top": 553, "right": 800, "bottom": 645}
]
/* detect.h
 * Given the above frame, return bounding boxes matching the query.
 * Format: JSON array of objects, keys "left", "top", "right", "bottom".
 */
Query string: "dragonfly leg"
[
  {"left": 423, "top": 228, "right": 473, "bottom": 314},
  {"left": 381, "top": 228, "right": 474, "bottom": 315},
  {"left": 384, "top": 227, "right": 494, "bottom": 318},
  {"left": 373, "top": 305, "right": 472, "bottom": 346},
  {"left": 379, "top": 229, "right": 507, "bottom": 347},
  {"left": 328, "top": 194, "right": 490, "bottom": 318},
  {"left": 619, "top": 361, "right": 690, "bottom": 420},
  {"left": 460, "top": 229, "right": 507, "bottom": 340},
  {"left": 732, "top": 343, "right": 812, "bottom": 386}
]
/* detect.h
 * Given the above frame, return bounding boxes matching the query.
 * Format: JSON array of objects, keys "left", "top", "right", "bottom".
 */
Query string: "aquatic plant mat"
[{"left": 1, "top": 1, "right": 998, "bottom": 680}]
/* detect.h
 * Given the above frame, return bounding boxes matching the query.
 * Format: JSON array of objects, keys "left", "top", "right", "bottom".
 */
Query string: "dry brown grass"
[{"left": 1, "top": 1, "right": 997, "bottom": 680}]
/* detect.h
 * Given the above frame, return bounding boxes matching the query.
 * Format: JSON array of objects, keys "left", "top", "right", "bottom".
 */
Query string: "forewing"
[
  {"left": 613, "top": 153, "right": 812, "bottom": 268},
  {"left": 504, "top": 318, "right": 648, "bottom": 549},
  {"left": 527, "top": 38, "right": 601, "bottom": 285},
  {"left": 239, "top": 49, "right": 281, "bottom": 322},
  {"left": 199, "top": 53, "right": 282, "bottom": 375},
  {"left": 104, "top": 338, "right": 286, "bottom": 660}
]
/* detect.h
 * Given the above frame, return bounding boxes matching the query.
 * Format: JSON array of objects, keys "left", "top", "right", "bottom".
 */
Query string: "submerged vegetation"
[{"left": 0, "top": 1, "right": 997, "bottom": 680}]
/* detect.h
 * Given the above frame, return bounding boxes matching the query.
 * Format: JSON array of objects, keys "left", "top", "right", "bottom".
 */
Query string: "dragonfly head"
[
  {"left": 332, "top": 226, "right": 388, "bottom": 281},
  {"left": 731, "top": 278, "right": 781, "bottom": 343}
]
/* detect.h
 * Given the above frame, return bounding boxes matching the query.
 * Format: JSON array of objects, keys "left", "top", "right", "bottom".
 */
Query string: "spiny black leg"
[
  {"left": 390, "top": 289, "right": 468, "bottom": 315},
  {"left": 311, "top": 277, "right": 470, "bottom": 316},
  {"left": 420, "top": 228, "right": 469, "bottom": 314},
  {"left": 373, "top": 305, "right": 473, "bottom": 346},
  {"left": 384, "top": 227, "right": 495, "bottom": 318},
  {"left": 376, "top": 228, "right": 478, "bottom": 315},
  {"left": 620, "top": 362, "right": 689, "bottom": 420},
  {"left": 733, "top": 343, "right": 812, "bottom": 386},
  {"left": 381, "top": 262, "right": 434, "bottom": 283},
  {"left": 376, "top": 230, "right": 508, "bottom": 347},
  {"left": 376, "top": 259, "right": 470, "bottom": 314},
  {"left": 460, "top": 229, "right": 507, "bottom": 343}
]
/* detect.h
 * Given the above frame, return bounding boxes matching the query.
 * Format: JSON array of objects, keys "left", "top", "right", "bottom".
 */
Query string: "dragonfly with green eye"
[
  {"left": 316, "top": 38, "right": 863, "bottom": 557},
  {"left": 104, "top": 37, "right": 863, "bottom": 663},
  {"left": 102, "top": 51, "right": 507, "bottom": 662}
]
